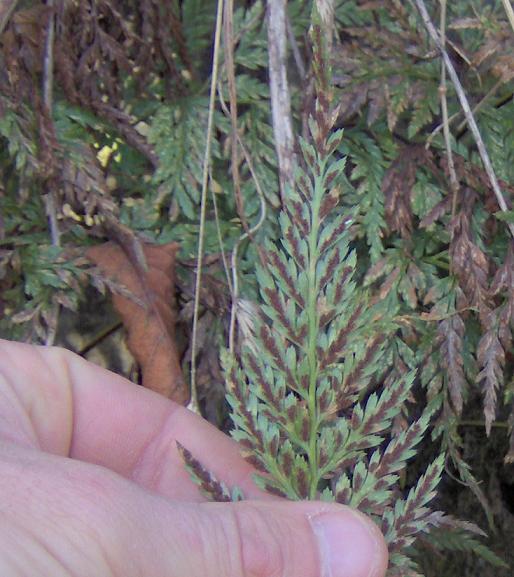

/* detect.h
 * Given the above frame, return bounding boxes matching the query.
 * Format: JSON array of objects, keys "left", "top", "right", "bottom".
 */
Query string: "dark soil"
[{"left": 417, "top": 422, "right": 514, "bottom": 577}]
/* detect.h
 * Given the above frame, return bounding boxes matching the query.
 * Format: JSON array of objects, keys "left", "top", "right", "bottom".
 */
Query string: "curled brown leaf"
[{"left": 87, "top": 241, "right": 187, "bottom": 403}]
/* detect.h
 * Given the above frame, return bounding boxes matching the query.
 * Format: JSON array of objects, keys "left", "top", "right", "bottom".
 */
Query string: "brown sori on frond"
[
  {"left": 449, "top": 189, "right": 492, "bottom": 322},
  {"left": 384, "top": 455, "right": 445, "bottom": 552},
  {"left": 376, "top": 266, "right": 401, "bottom": 302},
  {"left": 438, "top": 315, "right": 466, "bottom": 416},
  {"left": 173, "top": 5, "right": 455, "bottom": 573},
  {"left": 473, "top": 237, "right": 514, "bottom": 437},
  {"left": 319, "top": 303, "right": 364, "bottom": 368},
  {"left": 264, "top": 248, "right": 306, "bottom": 308},
  {"left": 332, "top": 6, "right": 431, "bottom": 130},
  {"left": 373, "top": 414, "right": 430, "bottom": 480},
  {"left": 449, "top": 154, "right": 514, "bottom": 216},
  {"left": 177, "top": 442, "right": 235, "bottom": 502},
  {"left": 419, "top": 196, "right": 452, "bottom": 229},
  {"left": 419, "top": 152, "right": 514, "bottom": 231},
  {"left": 382, "top": 146, "right": 436, "bottom": 239},
  {"left": 477, "top": 314, "right": 505, "bottom": 436},
  {"left": 338, "top": 335, "right": 386, "bottom": 409},
  {"left": 491, "top": 242, "right": 514, "bottom": 299},
  {"left": 55, "top": 1, "right": 188, "bottom": 103},
  {"left": 478, "top": 249, "right": 514, "bottom": 440}
]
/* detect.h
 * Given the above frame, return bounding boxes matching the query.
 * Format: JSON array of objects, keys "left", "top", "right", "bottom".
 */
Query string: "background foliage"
[{"left": 0, "top": 0, "right": 513, "bottom": 575}]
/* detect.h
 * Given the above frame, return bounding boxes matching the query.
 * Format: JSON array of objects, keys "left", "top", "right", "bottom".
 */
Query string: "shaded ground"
[{"left": 417, "top": 421, "right": 514, "bottom": 576}]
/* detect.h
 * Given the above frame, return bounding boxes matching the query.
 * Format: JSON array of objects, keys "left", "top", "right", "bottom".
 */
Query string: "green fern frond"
[
  {"left": 213, "top": 9, "right": 448, "bottom": 572},
  {"left": 148, "top": 97, "right": 227, "bottom": 219},
  {"left": 423, "top": 527, "right": 509, "bottom": 569}
]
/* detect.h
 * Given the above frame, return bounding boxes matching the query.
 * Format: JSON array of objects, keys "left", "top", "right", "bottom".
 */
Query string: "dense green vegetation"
[{"left": 0, "top": 1, "right": 513, "bottom": 574}]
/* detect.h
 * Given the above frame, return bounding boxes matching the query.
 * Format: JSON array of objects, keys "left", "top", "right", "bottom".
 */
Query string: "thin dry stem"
[
  {"left": 501, "top": 0, "right": 514, "bottom": 35},
  {"left": 215, "top": 82, "right": 267, "bottom": 352},
  {"left": 43, "top": 0, "right": 60, "bottom": 346},
  {"left": 209, "top": 162, "right": 233, "bottom": 295},
  {"left": 0, "top": 0, "right": 18, "bottom": 36},
  {"left": 438, "top": 0, "right": 459, "bottom": 225},
  {"left": 228, "top": 136, "right": 267, "bottom": 353},
  {"left": 426, "top": 79, "right": 503, "bottom": 148},
  {"left": 223, "top": 0, "right": 248, "bottom": 233},
  {"left": 190, "top": 0, "right": 224, "bottom": 413}
]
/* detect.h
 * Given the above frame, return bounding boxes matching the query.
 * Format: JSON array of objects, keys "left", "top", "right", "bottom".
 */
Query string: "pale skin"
[{"left": 0, "top": 339, "right": 389, "bottom": 577}]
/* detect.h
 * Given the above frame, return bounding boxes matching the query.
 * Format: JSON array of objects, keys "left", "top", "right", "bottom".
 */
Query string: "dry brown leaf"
[
  {"left": 449, "top": 190, "right": 492, "bottom": 324},
  {"left": 378, "top": 266, "right": 401, "bottom": 300},
  {"left": 383, "top": 146, "right": 435, "bottom": 238},
  {"left": 477, "top": 320, "right": 505, "bottom": 436},
  {"left": 87, "top": 241, "right": 188, "bottom": 403},
  {"left": 438, "top": 316, "right": 466, "bottom": 416}
]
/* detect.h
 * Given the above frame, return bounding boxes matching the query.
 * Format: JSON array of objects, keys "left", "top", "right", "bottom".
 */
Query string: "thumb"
[{"left": 157, "top": 499, "right": 389, "bottom": 577}]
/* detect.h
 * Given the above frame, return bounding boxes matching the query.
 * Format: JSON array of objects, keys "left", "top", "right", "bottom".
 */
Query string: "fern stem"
[
  {"left": 306, "top": 158, "right": 327, "bottom": 498},
  {"left": 459, "top": 420, "right": 509, "bottom": 429},
  {"left": 501, "top": 0, "right": 514, "bottom": 35}
]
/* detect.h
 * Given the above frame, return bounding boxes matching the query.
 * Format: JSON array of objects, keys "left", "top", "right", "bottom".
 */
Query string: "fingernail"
[{"left": 309, "top": 510, "right": 386, "bottom": 577}]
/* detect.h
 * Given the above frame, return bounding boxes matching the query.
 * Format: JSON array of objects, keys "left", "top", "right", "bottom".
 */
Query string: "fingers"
[
  {"left": 169, "top": 500, "right": 389, "bottom": 577},
  {"left": 0, "top": 339, "right": 265, "bottom": 501},
  {"left": 0, "top": 443, "right": 388, "bottom": 577},
  {"left": 0, "top": 340, "right": 390, "bottom": 576}
]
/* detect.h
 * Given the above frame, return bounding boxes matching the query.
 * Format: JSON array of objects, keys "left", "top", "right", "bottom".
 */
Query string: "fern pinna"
[{"left": 183, "top": 5, "right": 448, "bottom": 577}]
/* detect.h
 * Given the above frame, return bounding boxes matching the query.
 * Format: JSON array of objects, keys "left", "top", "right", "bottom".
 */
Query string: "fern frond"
[{"left": 219, "top": 5, "right": 448, "bottom": 570}]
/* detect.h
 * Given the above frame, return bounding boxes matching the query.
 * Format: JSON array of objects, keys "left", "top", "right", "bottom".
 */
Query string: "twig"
[
  {"left": 267, "top": 0, "right": 296, "bottom": 201},
  {"left": 43, "top": 0, "right": 58, "bottom": 247},
  {"left": 208, "top": 148, "right": 233, "bottom": 293},
  {"left": 501, "top": 0, "right": 514, "bottom": 34},
  {"left": 214, "top": 84, "right": 240, "bottom": 293},
  {"left": 78, "top": 320, "right": 123, "bottom": 356},
  {"left": 0, "top": 0, "right": 18, "bottom": 37},
  {"left": 190, "top": 0, "right": 224, "bottom": 414},
  {"left": 425, "top": 80, "right": 503, "bottom": 149},
  {"left": 454, "top": 79, "right": 504, "bottom": 134},
  {"left": 223, "top": 0, "right": 249, "bottom": 233},
  {"left": 43, "top": 1, "right": 55, "bottom": 111},
  {"left": 42, "top": 0, "right": 60, "bottom": 346},
  {"left": 459, "top": 419, "right": 509, "bottom": 429},
  {"left": 216, "top": 82, "right": 267, "bottom": 352},
  {"left": 438, "top": 0, "right": 459, "bottom": 225},
  {"left": 228, "top": 135, "right": 267, "bottom": 354},
  {"left": 414, "top": 0, "right": 514, "bottom": 239}
]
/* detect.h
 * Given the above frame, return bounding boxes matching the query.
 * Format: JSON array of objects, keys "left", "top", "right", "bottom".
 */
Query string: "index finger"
[{"left": 0, "top": 339, "right": 267, "bottom": 502}]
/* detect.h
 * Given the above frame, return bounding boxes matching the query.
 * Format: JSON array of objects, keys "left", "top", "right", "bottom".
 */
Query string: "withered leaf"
[
  {"left": 491, "top": 242, "right": 514, "bottom": 296},
  {"left": 419, "top": 196, "right": 452, "bottom": 229},
  {"left": 383, "top": 146, "right": 434, "bottom": 238},
  {"left": 363, "top": 257, "right": 390, "bottom": 286},
  {"left": 438, "top": 316, "right": 466, "bottom": 416},
  {"left": 378, "top": 266, "right": 401, "bottom": 300},
  {"left": 477, "top": 318, "right": 505, "bottom": 436},
  {"left": 87, "top": 241, "right": 188, "bottom": 403},
  {"left": 449, "top": 191, "right": 492, "bottom": 323}
]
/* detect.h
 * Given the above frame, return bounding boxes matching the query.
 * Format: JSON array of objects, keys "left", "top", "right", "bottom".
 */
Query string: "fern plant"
[{"left": 182, "top": 8, "right": 450, "bottom": 576}]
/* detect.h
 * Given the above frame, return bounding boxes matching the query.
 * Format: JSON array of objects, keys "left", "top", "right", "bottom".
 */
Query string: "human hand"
[{"left": 0, "top": 339, "right": 388, "bottom": 577}]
